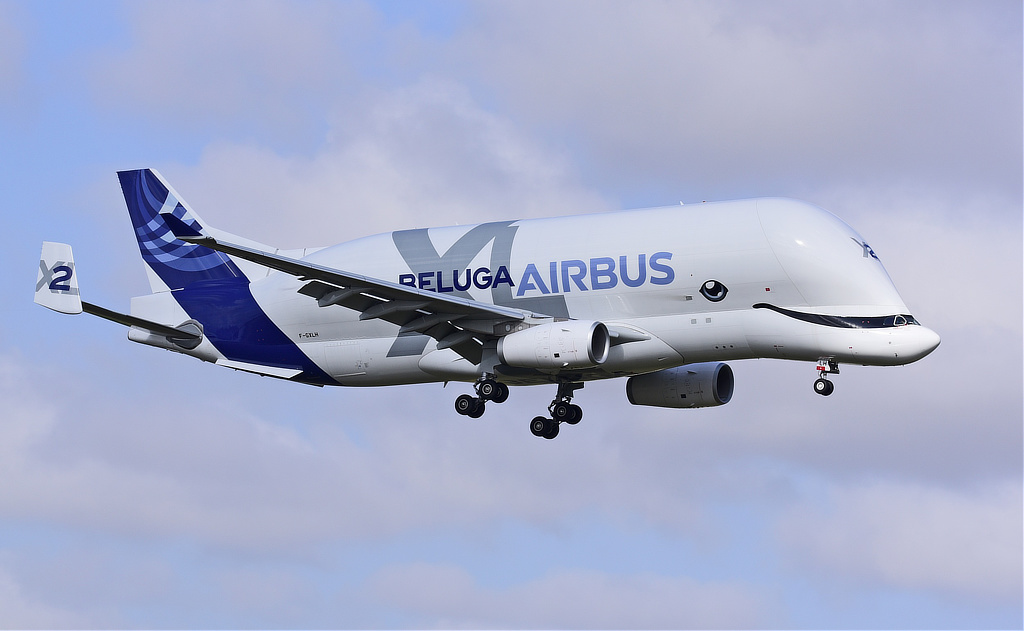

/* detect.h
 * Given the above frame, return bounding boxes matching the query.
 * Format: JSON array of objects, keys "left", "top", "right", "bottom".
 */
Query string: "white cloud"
[
  {"left": 822, "top": 190, "right": 1022, "bottom": 335},
  {"left": 0, "top": 3, "right": 24, "bottom": 94},
  {"left": 7, "top": 331, "right": 1014, "bottom": 564},
  {"left": 368, "top": 563, "right": 778, "bottom": 628},
  {"left": 0, "top": 350, "right": 620, "bottom": 548},
  {"left": 159, "top": 77, "right": 610, "bottom": 247},
  {"left": 15, "top": 1, "right": 1022, "bottom": 626},
  {"left": 0, "top": 564, "right": 84, "bottom": 628},
  {"left": 89, "top": 0, "right": 376, "bottom": 143},
  {"left": 13, "top": 173, "right": 1020, "bottom": 550},
  {"left": 452, "top": 1, "right": 1022, "bottom": 201},
  {"left": 84, "top": 0, "right": 1021, "bottom": 242},
  {"left": 777, "top": 479, "right": 1023, "bottom": 602},
  {"left": 0, "top": 356, "right": 57, "bottom": 463}
]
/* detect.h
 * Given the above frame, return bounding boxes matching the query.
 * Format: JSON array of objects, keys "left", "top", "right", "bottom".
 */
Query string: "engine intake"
[
  {"left": 498, "top": 320, "right": 610, "bottom": 369},
  {"left": 626, "top": 362, "right": 734, "bottom": 408}
]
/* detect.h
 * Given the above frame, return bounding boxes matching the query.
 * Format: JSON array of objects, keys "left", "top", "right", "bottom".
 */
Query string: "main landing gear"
[
  {"left": 453, "top": 378, "right": 584, "bottom": 440},
  {"left": 454, "top": 375, "right": 510, "bottom": 419},
  {"left": 813, "top": 358, "right": 839, "bottom": 396},
  {"left": 530, "top": 381, "right": 583, "bottom": 440}
]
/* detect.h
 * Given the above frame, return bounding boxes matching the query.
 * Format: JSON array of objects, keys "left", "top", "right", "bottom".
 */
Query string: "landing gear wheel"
[
  {"left": 814, "top": 378, "right": 834, "bottom": 396},
  {"left": 455, "top": 394, "right": 479, "bottom": 415},
  {"left": 530, "top": 416, "right": 550, "bottom": 437},
  {"left": 475, "top": 378, "right": 509, "bottom": 403},
  {"left": 492, "top": 383, "right": 510, "bottom": 403},
  {"left": 551, "top": 402, "right": 572, "bottom": 422},
  {"left": 477, "top": 379, "right": 498, "bottom": 400},
  {"left": 534, "top": 381, "right": 584, "bottom": 436},
  {"left": 566, "top": 404, "right": 583, "bottom": 425},
  {"left": 467, "top": 399, "right": 485, "bottom": 418},
  {"left": 529, "top": 416, "right": 559, "bottom": 439}
]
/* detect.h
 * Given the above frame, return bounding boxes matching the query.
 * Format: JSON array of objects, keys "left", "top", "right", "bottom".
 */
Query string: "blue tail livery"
[{"left": 118, "top": 169, "right": 245, "bottom": 292}]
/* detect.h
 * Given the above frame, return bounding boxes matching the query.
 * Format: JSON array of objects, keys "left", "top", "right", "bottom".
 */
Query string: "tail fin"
[
  {"left": 118, "top": 169, "right": 246, "bottom": 292},
  {"left": 36, "top": 241, "right": 83, "bottom": 314}
]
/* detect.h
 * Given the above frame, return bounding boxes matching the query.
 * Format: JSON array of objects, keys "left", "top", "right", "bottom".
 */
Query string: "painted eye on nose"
[{"left": 700, "top": 280, "right": 728, "bottom": 302}]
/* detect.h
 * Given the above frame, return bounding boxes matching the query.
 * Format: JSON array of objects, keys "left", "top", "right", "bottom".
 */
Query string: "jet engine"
[
  {"left": 625, "top": 362, "right": 734, "bottom": 408},
  {"left": 498, "top": 320, "right": 610, "bottom": 369}
]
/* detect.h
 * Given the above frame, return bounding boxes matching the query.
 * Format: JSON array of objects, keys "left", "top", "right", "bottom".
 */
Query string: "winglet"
[{"left": 36, "top": 242, "right": 83, "bottom": 314}]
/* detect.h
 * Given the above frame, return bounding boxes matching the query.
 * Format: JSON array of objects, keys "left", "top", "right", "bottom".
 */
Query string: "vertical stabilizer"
[{"left": 118, "top": 169, "right": 246, "bottom": 292}]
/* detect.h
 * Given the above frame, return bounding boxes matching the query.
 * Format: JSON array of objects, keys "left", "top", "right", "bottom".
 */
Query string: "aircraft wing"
[{"left": 162, "top": 214, "right": 532, "bottom": 364}]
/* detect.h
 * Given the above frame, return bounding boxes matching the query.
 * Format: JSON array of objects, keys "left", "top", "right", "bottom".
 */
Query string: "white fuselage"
[{"left": 168, "top": 197, "right": 938, "bottom": 386}]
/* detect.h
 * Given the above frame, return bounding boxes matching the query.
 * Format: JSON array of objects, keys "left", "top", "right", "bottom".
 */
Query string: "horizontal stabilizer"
[
  {"left": 35, "top": 241, "right": 202, "bottom": 344},
  {"left": 82, "top": 303, "right": 202, "bottom": 343}
]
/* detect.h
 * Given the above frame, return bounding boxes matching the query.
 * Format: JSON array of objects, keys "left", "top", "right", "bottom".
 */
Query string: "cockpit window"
[{"left": 754, "top": 304, "right": 921, "bottom": 329}]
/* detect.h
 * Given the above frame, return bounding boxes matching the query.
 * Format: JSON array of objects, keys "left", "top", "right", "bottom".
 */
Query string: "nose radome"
[{"left": 902, "top": 326, "right": 940, "bottom": 362}]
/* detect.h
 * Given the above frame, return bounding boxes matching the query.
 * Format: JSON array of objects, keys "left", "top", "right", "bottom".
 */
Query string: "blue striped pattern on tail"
[
  {"left": 116, "top": 168, "right": 335, "bottom": 386},
  {"left": 118, "top": 169, "right": 244, "bottom": 290}
]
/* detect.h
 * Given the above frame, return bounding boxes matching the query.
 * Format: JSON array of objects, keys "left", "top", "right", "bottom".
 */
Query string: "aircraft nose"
[{"left": 901, "top": 325, "right": 940, "bottom": 362}]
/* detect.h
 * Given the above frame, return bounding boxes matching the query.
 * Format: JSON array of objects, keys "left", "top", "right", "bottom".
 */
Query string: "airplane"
[{"left": 35, "top": 169, "right": 940, "bottom": 439}]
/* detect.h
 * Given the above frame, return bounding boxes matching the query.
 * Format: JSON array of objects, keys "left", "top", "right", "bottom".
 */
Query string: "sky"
[{"left": 0, "top": 0, "right": 1021, "bottom": 628}]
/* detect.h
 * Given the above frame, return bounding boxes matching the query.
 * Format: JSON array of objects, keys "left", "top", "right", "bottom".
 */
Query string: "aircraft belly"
[
  {"left": 310, "top": 337, "right": 437, "bottom": 386},
  {"left": 744, "top": 308, "right": 824, "bottom": 361},
  {"left": 812, "top": 328, "right": 925, "bottom": 366},
  {"left": 247, "top": 282, "right": 425, "bottom": 384},
  {"left": 419, "top": 348, "right": 478, "bottom": 381},
  {"left": 636, "top": 312, "right": 755, "bottom": 364}
]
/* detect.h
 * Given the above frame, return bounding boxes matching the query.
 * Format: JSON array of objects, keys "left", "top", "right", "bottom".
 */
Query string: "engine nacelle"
[
  {"left": 497, "top": 320, "right": 610, "bottom": 369},
  {"left": 625, "top": 362, "right": 734, "bottom": 408}
]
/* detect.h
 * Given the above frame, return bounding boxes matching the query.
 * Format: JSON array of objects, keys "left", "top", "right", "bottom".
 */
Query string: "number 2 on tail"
[{"left": 49, "top": 265, "right": 73, "bottom": 291}]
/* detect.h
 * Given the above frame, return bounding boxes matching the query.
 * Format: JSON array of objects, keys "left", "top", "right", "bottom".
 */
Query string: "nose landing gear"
[
  {"left": 814, "top": 358, "right": 839, "bottom": 396},
  {"left": 813, "top": 378, "right": 835, "bottom": 396}
]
